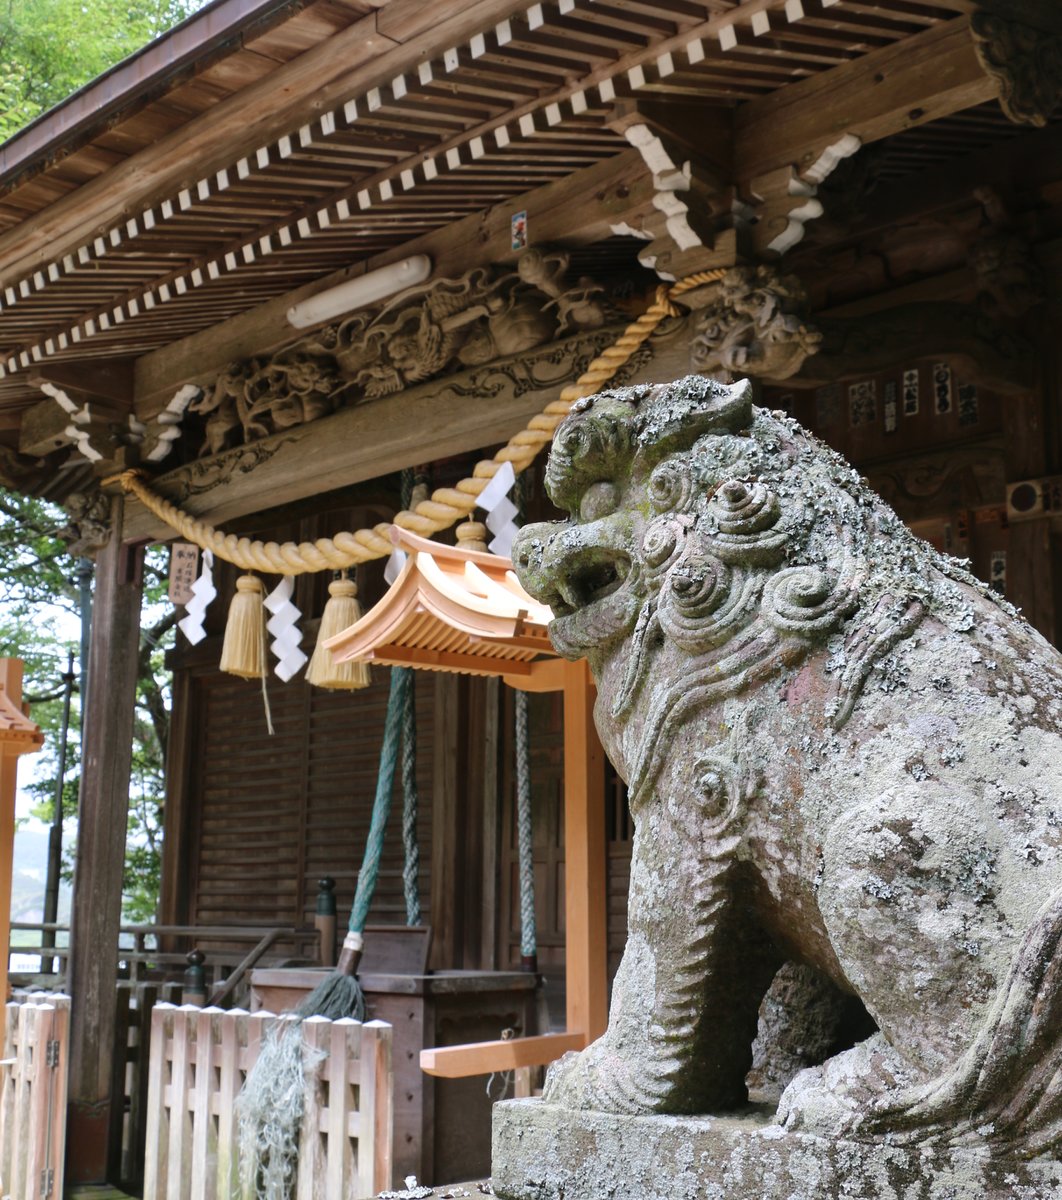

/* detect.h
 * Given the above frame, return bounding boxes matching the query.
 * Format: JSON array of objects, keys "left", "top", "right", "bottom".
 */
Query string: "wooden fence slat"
[
  {"left": 297, "top": 1017, "right": 329, "bottom": 1200},
  {"left": 239, "top": 1011, "right": 274, "bottom": 1200},
  {"left": 360, "top": 1019, "right": 393, "bottom": 1198},
  {"left": 216, "top": 1007, "right": 246, "bottom": 1200},
  {"left": 10, "top": 1002, "right": 36, "bottom": 1200},
  {"left": 141, "top": 1006, "right": 392, "bottom": 1200},
  {"left": 144, "top": 1002, "right": 175, "bottom": 1200},
  {"left": 325, "top": 1018, "right": 354, "bottom": 1200},
  {"left": 28, "top": 1004, "right": 54, "bottom": 1200},
  {"left": 191, "top": 1007, "right": 221, "bottom": 1200},
  {"left": 49, "top": 1001, "right": 70, "bottom": 1200},
  {"left": 0, "top": 1002, "right": 18, "bottom": 1192}
]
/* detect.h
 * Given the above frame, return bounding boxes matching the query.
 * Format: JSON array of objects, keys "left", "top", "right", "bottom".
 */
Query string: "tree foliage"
[
  {"left": 1, "top": 488, "right": 175, "bottom": 923},
  {"left": 0, "top": 0, "right": 214, "bottom": 925},
  {"left": 0, "top": 0, "right": 208, "bottom": 140}
]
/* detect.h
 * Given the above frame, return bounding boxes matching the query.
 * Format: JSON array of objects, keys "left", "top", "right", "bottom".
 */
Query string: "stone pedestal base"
[{"left": 491, "top": 1099, "right": 1061, "bottom": 1200}]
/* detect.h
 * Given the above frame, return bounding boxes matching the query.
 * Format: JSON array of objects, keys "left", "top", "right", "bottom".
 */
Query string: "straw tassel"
[
  {"left": 220, "top": 574, "right": 267, "bottom": 679},
  {"left": 306, "top": 577, "right": 370, "bottom": 689}
]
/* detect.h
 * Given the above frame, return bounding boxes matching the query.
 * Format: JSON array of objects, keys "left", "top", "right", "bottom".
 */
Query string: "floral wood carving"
[
  {"left": 971, "top": 11, "right": 1062, "bottom": 128},
  {"left": 189, "top": 249, "right": 617, "bottom": 456},
  {"left": 691, "top": 266, "right": 822, "bottom": 380}
]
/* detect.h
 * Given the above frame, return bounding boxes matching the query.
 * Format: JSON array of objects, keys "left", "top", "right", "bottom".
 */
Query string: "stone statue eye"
[{"left": 579, "top": 481, "right": 619, "bottom": 523}]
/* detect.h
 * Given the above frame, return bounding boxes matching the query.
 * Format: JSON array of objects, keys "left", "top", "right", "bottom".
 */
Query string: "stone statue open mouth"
[{"left": 551, "top": 550, "right": 631, "bottom": 617}]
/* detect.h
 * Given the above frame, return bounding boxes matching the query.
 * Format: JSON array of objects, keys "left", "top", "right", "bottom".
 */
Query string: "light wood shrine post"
[
  {"left": 0, "top": 659, "right": 45, "bottom": 1044},
  {"left": 325, "top": 531, "right": 610, "bottom": 1078},
  {"left": 421, "top": 657, "right": 609, "bottom": 1078}
]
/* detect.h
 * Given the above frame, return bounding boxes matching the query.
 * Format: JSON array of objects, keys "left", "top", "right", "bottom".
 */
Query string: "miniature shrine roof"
[
  {"left": 325, "top": 527, "right": 557, "bottom": 679},
  {"left": 0, "top": 681, "right": 44, "bottom": 753}
]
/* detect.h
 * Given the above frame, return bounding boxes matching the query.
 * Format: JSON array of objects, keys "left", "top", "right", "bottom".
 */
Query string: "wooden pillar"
[
  {"left": 479, "top": 677, "right": 502, "bottom": 971},
  {"left": 66, "top": 496, "right": 144, "bottom": 1184},
  {"left": 561, "top": 660, "right": 608, "bottom": 1042},
  {"left": 430, "top": 672, "right": 462, "bottom": 971}
]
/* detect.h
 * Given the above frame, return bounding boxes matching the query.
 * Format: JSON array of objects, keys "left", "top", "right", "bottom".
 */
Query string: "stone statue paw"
[
  {"left": 777, "top": 1034, "right": 918, "bottom": 1140},
  {"left": 542, "top": 1045, "right": 651, "bottom": 1115}
]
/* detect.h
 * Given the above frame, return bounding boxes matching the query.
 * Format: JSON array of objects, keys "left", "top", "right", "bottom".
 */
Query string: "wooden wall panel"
[{"left": 180, "top": 664, "right": 434, "bottom": 933}]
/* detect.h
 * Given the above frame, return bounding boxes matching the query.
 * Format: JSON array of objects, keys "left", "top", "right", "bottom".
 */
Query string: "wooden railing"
[
  {"left": 9, "top": 922, "right": 317, "bottom": 1003},
  {"left": 0, "top": 995, "right": 70, "bottom": 1200},
  {"left": 145, "top": 1004, "right": 393, "bottom": 1200}
]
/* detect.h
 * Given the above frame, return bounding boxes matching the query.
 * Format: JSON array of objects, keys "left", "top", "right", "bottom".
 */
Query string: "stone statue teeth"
[{"left": 504, "top": 374, "right": 1062, "bottom": 1197}]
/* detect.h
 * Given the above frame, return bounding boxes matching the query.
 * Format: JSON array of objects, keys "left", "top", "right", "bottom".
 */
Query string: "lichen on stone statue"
[{"left": 506, "top": 375, "right": 1062, "bottom": 1193}]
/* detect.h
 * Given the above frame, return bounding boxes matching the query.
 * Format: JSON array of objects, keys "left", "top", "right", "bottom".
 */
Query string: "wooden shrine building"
[{"left": 1, "top": 0, "right": 1061, "bottom": 1187}]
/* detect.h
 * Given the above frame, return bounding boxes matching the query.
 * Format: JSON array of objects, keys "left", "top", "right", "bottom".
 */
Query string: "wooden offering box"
[{"left": 250, "top": 929, "right": 537, "bottom": 1185}]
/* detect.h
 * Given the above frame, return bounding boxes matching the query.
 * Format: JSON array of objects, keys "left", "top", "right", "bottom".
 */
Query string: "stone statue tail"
[{"left": 863, "top": 885, "right": 1062, "bottom": 1158}]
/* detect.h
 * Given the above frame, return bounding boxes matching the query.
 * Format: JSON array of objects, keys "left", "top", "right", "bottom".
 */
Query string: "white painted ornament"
[
  {"left": 264, "top": 575, "right": 308, "bottom": 681},
  {"left": 177, "top": 549, "right": 216, "bottom": 645},
  {"left": 476, "top": 460, "right": 520, "bottom": 557}
]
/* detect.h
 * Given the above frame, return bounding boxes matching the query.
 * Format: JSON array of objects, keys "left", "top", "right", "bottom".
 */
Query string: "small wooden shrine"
[{"left": 327, "top": 526, "right": 608, "bottom": 1061}]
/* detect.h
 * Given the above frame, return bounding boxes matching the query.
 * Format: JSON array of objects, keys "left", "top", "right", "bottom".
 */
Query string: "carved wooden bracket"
[
  {"left": 972, "top": 11, "right": 1062, "bottom": 127},
  {"left": 604, "top": 102, "right": 742, "bottom": 280},
  {"left": 742, "top": 135, "right": 862, "bottom": 258}
]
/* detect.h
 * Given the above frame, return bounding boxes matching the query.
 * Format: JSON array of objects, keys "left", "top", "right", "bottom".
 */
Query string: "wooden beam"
[
  {"left": 0, "top": 0, "right": 535, "bottom": 286},
  {"left": 66, "top": 499, "right": 144, "bottom": 1185},
  {"left": 562, "top": 659, "right": 608, "bottom": 1043},
  {"left": 32, "top": 360, "right": 135, "bottom": 407},
  {"left": 419, "top": 1031, "right": 585, "bottom": 1078},
  {"left": 132, "top": 149, "right": 654, "bottom": 418},
  {"left": 505, "top": 657, "right": 567, "bottom": 694},
  {"left": 734, "top": 17, "right": 997, "bottom": 182},
  {"left": 19, "top": 394, "right": 128, "bottom": 458},
  {"left": 122, "top": 323, "right": 640, "bottom": 543}
]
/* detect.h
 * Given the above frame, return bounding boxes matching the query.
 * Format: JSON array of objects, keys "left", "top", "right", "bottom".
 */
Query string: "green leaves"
[{"left": 0, "top": 0, "right": 208, "bottom": 141}]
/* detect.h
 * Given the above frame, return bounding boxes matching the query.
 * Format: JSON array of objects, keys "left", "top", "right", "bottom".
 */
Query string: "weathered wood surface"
[
  {"left": 735, "top": 17, "right": 996, "bottom": 181},
  {"left": 143, "top": 1004, "right": 393, "bottom": 1200},
  {"left": 132, "top": 149, "right": 655, "bottom": 417},
  {"left": 0, "top": 0, "right": 536, "bottom": 285},
  {"left": 0, "top": 996, "right": 71, "bottom": 1200},
  {"left": 123, "top": 323, "right": 650, "bottom": 543},
  {"left": 66, "top": 500, "right": 145, "bottom": 1184}
]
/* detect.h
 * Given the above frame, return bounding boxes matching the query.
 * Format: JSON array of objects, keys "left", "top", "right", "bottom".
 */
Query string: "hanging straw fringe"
[
  {"left": 306, "top": 576, "right": 370, "bottom": 689},
  {"left": 104, "top": 270, "right": 726, "bottom": 573},
  {"left": 220, "top": 574, "right": 267, "bottom": 679}
]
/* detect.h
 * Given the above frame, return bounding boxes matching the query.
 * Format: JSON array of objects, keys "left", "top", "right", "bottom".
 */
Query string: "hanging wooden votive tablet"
[
  {"left": 220, "top": 574, "right": 267, "bottom": 679},
  {"left": 307, "top": 576, "right": 370, "bottom": 689}
]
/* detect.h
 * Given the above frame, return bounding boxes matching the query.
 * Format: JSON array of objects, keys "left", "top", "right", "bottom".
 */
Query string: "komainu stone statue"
[{"left": 501, "top": 375, "right": 1062, "bottom": 1199}]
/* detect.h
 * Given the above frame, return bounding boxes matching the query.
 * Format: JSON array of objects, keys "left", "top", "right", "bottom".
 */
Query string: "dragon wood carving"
[
  {"left": 189, "top": 248, "right": 618, "bottom": 455},
  {"left": 512, "top": 376, "right": 1062, "bottom": 1167}
]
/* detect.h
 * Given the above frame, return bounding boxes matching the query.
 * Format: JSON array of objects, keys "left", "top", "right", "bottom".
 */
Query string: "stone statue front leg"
[{"left": 544, "top": 783, "right": 778, "bottom": 1115}]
